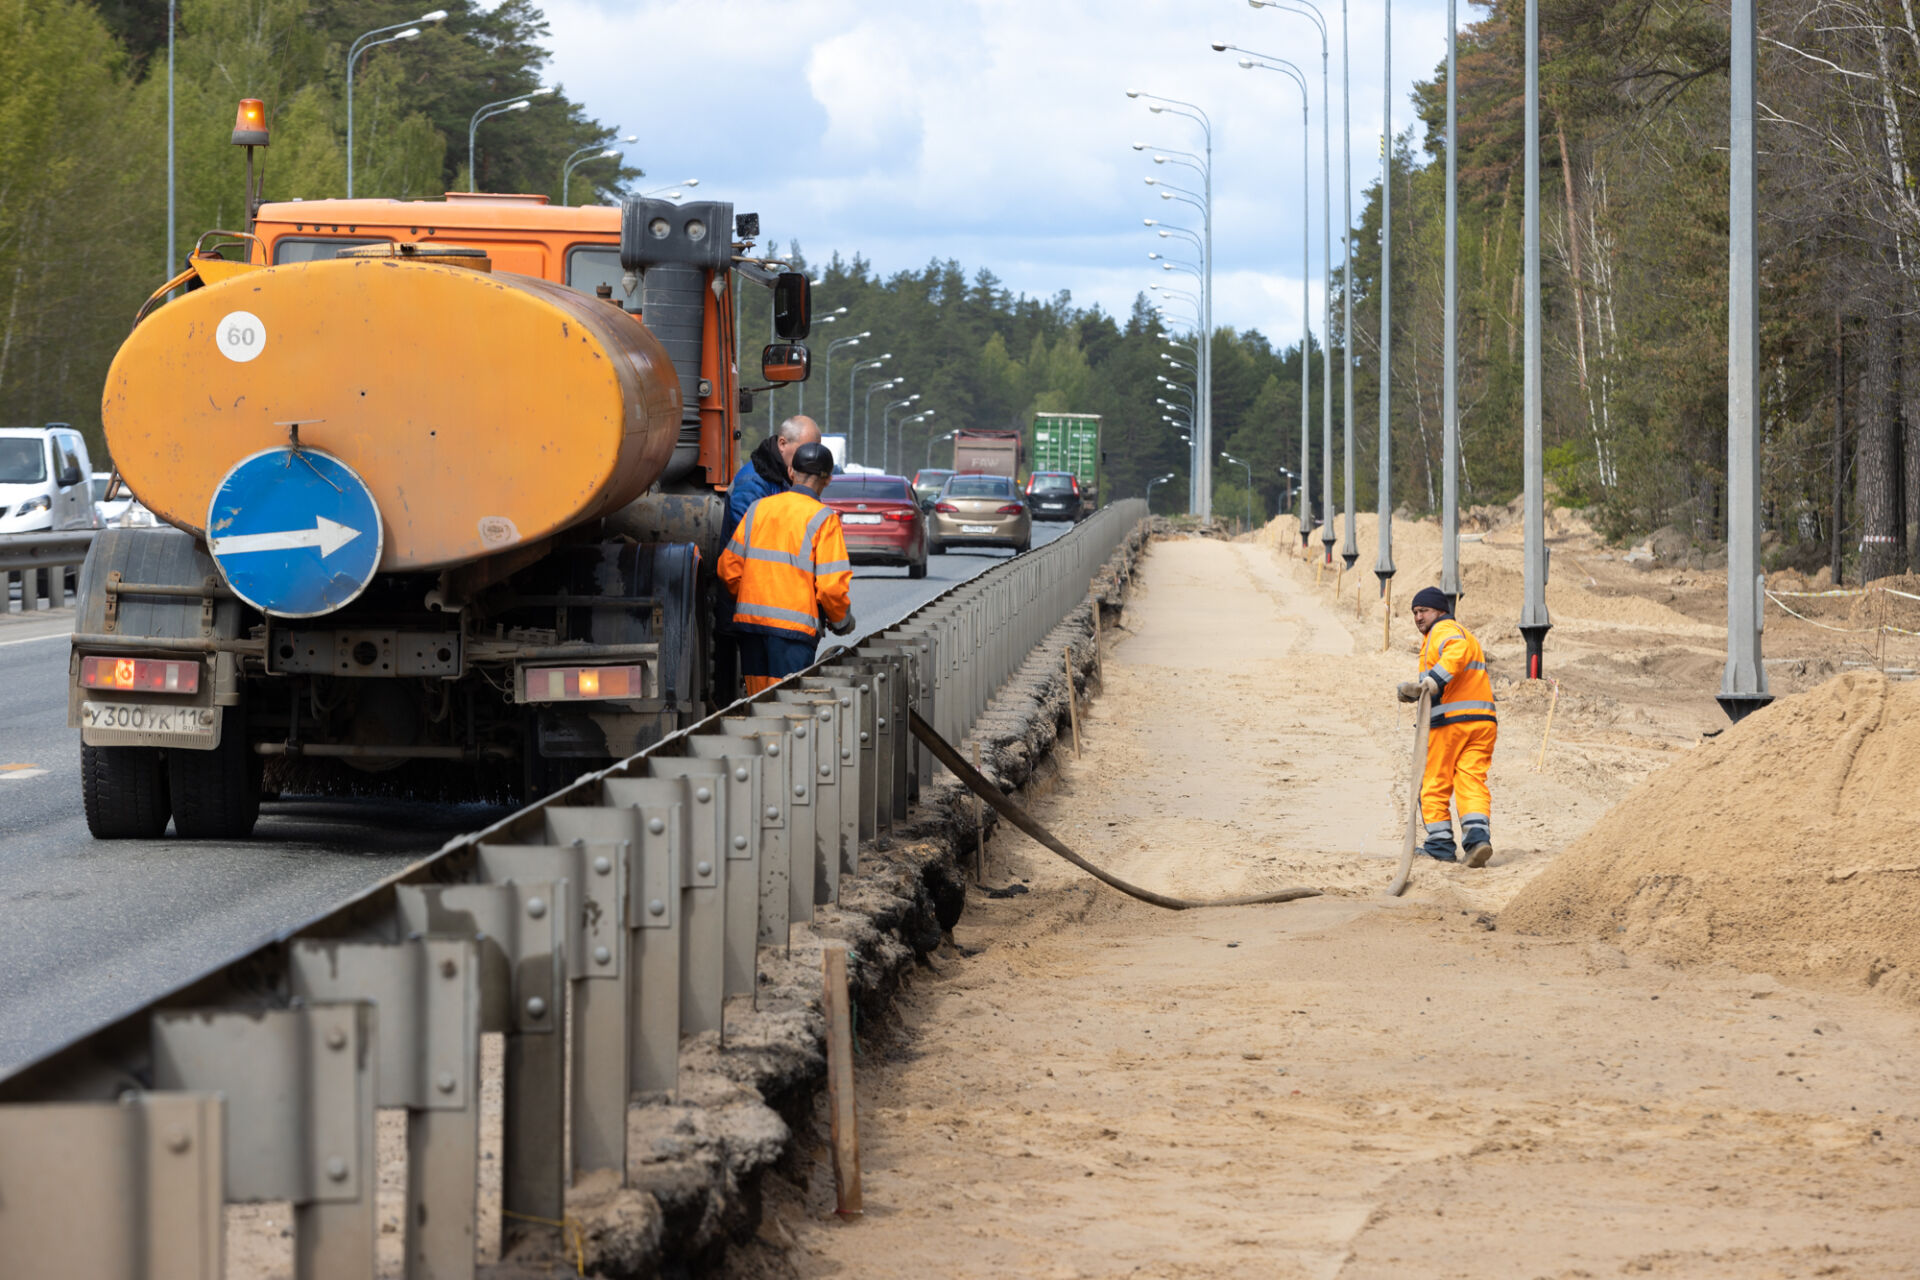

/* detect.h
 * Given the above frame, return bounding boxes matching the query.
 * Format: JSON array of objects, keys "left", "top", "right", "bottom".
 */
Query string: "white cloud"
[{"left": 544, "top": 0, "right": 1455, "bottom": 343}]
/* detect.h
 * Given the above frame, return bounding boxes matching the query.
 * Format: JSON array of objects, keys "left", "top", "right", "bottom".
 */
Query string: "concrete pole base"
[
  {"left": 1520, "top": 623, "right": 1551, "bottom": 679},
  {"left": 1715, "top": 692, "right": 1773, "bottom": 724}
]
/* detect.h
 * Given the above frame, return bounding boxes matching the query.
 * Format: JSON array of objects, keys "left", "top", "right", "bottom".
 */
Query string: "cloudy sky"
[{"left": 543, "top": 0, "right": 1456, "bottom": 347}]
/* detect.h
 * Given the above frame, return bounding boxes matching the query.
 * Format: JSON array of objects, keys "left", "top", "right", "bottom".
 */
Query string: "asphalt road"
[{"left": 0, "top": 518, "right": 1072, "bottom": 1076}]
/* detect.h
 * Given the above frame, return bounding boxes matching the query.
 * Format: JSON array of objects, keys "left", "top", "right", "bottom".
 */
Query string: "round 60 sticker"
[{"left": 216, "top": 310, "right": 267, "bottom": 363}]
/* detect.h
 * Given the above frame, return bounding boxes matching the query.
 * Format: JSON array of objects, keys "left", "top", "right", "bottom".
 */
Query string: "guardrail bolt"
[
  {"left": 165, "top": 1128, "right": 192, "bottom": 1154},
  {"left": 695, "top": 787, "right": 712, "bottom": 803},
  {"left": 525, "top": 997, "right": 548, "bottom": 1019},
  {"left": 594, "top": 856, "right": 612, "bottom": 875},
  {"left": 734, "top": 767, "right": 750, "bottom": 782},
  {"left": 325, "top": 1027, "right": 348, "bottom": 1051},
  {"left": 648, "top": 817, "right": 666, "bottom": 835},
  {"left": 441, "top": 959, "right": 458, "bottom": 979},
  {"left": 526, "top": 897, "right": 547, "bottom": 919},
  {"left": 733, "top": 835, "right": 748, "bottom": 850},
  {"left": 594, "top": 946, "right": 612, "bottom": 966},
  {"left": 436, "top": 1072, "right": 457, "bottom": 1095},
  {"left": 696, "top": 861, "right": 713, "bottom": 877},
  {"left": 326, "top": 1157, "right": 349, "bottom": 1182},
  {"left": 648, "top": 899, "right": 666, "bottom": 917},
  {"left": 765, "top": 805, "right": 780, "bottom": 820}
]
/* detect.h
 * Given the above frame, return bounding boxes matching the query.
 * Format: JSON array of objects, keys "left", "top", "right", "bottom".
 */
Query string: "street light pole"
[
  {"left": 348, "top": 14, "right": 442, "bottom": 198},
  {"left": 928, "top": 430, "right": 958, "bottom": 470},
  {"left": 881, "top": 396, "right": 920, "bottom": 473},
  {"left": 1442, "top": 0, "right": 1462, "bottom": 611},
  {"left": 1229, "top": 54, "right": 1313, "bottom": 546},
  {"left": 561, "top": 146, "right": 620, "bottom": 206},
  {"left": 821, "top": 329, "right": 867, "bottom": 435},
  {"left": 850, "top": 360, "right": 891, "bottom": 465},
  {"left": 1519, "top": 0, "right": 1552, "bottom": 673},
  {"left": 1130, "top": 92, "right": 1213, "bottom": 520},
  {"left": 1374, "top": 0, "right": 1397, "bottom": 597},
  {"left": 899, "top": 411, "right": 935, "bottom": 472},
  {"left": 1146, "top": 471, "right": 1178, "bottom": 510},
  {"left": 1222, "top": 452, "right": 1255, "bottom": 529},
  {"left": 468, "top": 89, "right": 549, "bottom": 192},
  {"left": 1720, "top": 0, "right": 1771, "bottom": 720}
]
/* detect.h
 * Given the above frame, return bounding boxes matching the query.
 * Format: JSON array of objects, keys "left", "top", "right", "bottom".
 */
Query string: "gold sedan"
[{"left": 928, "top": 472, "right": 1032, "bottom": 554}]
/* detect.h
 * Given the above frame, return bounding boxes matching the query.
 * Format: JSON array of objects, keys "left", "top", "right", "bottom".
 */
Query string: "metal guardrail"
[
  {"left": 0, "top": 530, "right": 95, "bottom": 610},
  {"left": 0, "top": 499, "right": 1146, "bottom": 1280}
]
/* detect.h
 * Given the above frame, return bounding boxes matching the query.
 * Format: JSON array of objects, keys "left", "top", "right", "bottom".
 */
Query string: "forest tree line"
[{"left": 8, "top": 0, "right": 1920, "bottom": 574}]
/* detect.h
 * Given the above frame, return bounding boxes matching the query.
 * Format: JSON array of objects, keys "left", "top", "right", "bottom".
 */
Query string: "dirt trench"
[{"left": 732, "top": 536, "right": 1920, "bottom": 1279}]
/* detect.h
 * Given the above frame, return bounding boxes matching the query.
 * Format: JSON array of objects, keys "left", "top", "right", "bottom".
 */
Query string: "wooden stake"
[
  {"left": 972, "top": 741, "right": 986, "bottom": 883},
  {"left": 1532, "top": 678, "right": 1562, "bottom": 773},
  {"left": 1090, "top": 599, "right": 1104, "bottom": 682},
  {"left": 1064, "top": 649, "right": 1082, "bottom": 758},
  {"left": 821, "top": 942, "right": 862, "bottom": 1216}
]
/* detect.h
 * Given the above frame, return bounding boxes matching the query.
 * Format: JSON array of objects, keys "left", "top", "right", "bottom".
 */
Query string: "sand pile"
[{"left": 1504, "top": 671, "right": 1920, "bottom": 1002}]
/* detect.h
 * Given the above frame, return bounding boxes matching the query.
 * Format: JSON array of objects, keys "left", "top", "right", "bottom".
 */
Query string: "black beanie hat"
[{"left": 1410, "top": 586, "right": 1451, "bottom": 614}]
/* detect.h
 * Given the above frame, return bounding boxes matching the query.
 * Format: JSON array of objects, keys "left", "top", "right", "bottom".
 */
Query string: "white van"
[{"left": 0, "top": 425, "right": 101, "bottom": 534}]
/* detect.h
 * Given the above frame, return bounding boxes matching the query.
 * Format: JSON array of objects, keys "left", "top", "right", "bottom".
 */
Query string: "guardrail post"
[
  {"left": 820, "top": 661, "right": 885, "bottom": 841},
  {"left": 714, "top": 725, "right": 802, "bottom": 948},
  {"left": 745, "top": 705, "right": 831, "bottom": 906},
  {"left": 647, "top": 755, "right": 757, "bottom": 1006},
  {"left": 683, "top": 736, "right": 769, "bottom": 1001},
  {"left": 602, "top": 777, "right": 687, "bottom": 1097},
  {"left": 473, "top": 826, "right": 630, "bottom": 1180},
  {"left": 289, "top": 938, "right": 482, "bottom": 1280},
  {"left": 780, "top": 684, "right": 856, "bottom": 877},
  {"left": 0, "top": 1091, "right": 225, "bottom": 1279},
  {"left": 617, "top": 770, "right": 723, "bottom": 1037},
  {"left": 392, "top": 878, "right": 566, "bottom": 1248},
  {"left": 153, "top": 1002, "right": 378, "bottom": 1280}
]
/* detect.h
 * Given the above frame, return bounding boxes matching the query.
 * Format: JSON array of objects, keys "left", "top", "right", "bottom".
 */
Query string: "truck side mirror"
[
  {"left": 762, "top": 342, "right": 810, "bottom": 383},
  {"left": 772, "top": 272, "right": 811, "bottom": 339}
]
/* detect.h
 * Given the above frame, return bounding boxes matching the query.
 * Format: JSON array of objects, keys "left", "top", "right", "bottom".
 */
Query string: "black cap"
[
  {"left": 1410, "top": 586, "right": 1451, "bottom": 613},
  {"left": 791, "top": 442, "right": 835, "bottom": 477}
]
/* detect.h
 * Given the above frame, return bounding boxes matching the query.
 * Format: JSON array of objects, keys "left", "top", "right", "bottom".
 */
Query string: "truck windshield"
[{"left": 0, "top": 438, "right": 47, "bottom": 484}]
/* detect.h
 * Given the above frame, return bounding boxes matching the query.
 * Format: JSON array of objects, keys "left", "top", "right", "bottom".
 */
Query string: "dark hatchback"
[{"left": 1024, "top": 470, "right": 1086, "bottom": 522}]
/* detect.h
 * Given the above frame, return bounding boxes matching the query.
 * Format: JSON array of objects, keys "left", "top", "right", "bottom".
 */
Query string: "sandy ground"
[{"left": 741, "top": 533, "right": 1920, "bottom": 1279}]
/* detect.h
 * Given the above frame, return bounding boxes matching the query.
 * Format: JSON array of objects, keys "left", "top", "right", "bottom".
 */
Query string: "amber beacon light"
[{"left": 231, "top": 98, "right": 270, "bottom": 147}]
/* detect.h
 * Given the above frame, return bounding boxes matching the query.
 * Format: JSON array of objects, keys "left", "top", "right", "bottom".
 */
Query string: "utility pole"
[
  {"left": 1441, "top": 0, "right": 1462, "bottom": 614},
  {"left": 1340, "top": 0, "right": 1358, "bottom": 571},
  {"left": 1373, "top": 0, "right": 1396, "bottom": 598},
  {"left": 1718, "top": 0, "right": 1772, "bottom": 721},
  {"left": 1519, "top": 0, "right": 1553, "bottom": 676},
  {"left": 166, "top": 0, "right": 175, "bottom": 277}
]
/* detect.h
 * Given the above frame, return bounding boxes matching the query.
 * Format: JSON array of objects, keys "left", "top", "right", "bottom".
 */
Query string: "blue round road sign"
[{"left": 206, "top": 448, "right": 384, "bottom": 618}]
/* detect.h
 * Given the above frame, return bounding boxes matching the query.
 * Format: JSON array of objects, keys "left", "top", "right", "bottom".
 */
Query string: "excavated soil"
[{"left": 733, "top": 532, "right": 1920, "bottom": 1279}]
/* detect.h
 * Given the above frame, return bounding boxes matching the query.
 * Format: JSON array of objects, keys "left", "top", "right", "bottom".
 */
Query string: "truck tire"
[
  {"left": 81, "top": 745, "right": 172, "bottom": 839},
  {"left": 169, "top": 708, "right": 261, "bottom": 839}
]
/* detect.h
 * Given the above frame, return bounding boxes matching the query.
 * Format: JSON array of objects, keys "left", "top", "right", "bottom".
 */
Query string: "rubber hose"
[
  {"left": 909, "top": 709, "right": 1321, "bottom": 910},
  {"left": 1386, "top": 686, "right": 1433, "bottom": 897}
]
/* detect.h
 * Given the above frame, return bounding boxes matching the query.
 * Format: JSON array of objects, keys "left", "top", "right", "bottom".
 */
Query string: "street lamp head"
[
  {"left": 880, "top": 352, "right": 892, "bottom": 359},
  {"left": 682, "top": 178, "right": 700, "bottom": 187},
  {"left": 1143, "top": 176, "right": 1157, "bottom": 185},
  {"left": 599, "top": 148, "right": 619, "bottom": 158},
  {"left": 1147, "top": 252, "right": 1161, "bottom": 260},
  {"left": 418, "top": 8, "right": 449, "bottom": 20},
  {"left": 505, "top": 100, "right": 530, "bottom": 113},
  {"left": 1149, "top": 104, "right": 1166, "bottom": 114},
  {"left": 1158, "top": 229, "right": 1171, "bottom": 238},
  {"left": 622, "top": 134, "right": 638, "bottom": 143},
  {"left": 1153, "top": 155, "right": 1169, "bottom": 164},
  {"left": 1143, "top": 218, "right": 1158, "bottom": 226},
  {"left": 1160, "top": 191, "right": 1175, "bottom": 200},
  {"left": 1132, "top": 142, "right": 1148, "bottom": 151},
  {"left": 394, "top": 27, "right": 422, "bottom": 41},
  {"left": 1238, "top": 58, "right": 1256, "bottom": 69},
  {"left": 1125, "top": 90, "right": 1142, "bottom": 98},
  {"left": 1210, "top": 40, "right": 1229, "bottom": 51}
]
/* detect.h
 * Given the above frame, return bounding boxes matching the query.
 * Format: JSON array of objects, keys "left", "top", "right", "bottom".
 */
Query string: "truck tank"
[{"left": 101, "top": 253, "right": 683, "bottom": 574}]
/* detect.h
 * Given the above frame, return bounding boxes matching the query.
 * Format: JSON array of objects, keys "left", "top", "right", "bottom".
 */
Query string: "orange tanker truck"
[{"left": 69, "top": 109, "right": 814, "bottom": 838}]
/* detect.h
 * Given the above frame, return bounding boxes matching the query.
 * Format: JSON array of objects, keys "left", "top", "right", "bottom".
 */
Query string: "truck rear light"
[
  {"left": 79, "top": 655, "right": 200, "bottom": 694},
  {"left": 995, "top": 503, "right": 1025, "bottom": 514},
  {"left": 522, "top": 664, "right": 647, "bottom": 702},
  {"left": 882, "top": 509, "right": 917, "bottom": 522},
  {"left": 934, "top": 502, "right": 960, "bottom": 513}
]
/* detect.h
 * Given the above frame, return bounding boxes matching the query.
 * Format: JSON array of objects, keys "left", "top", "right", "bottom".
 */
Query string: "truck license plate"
[
  {"left": 81, "top": 701, "right": 219, "bottom": 746},
  {"left": 962, "top": 524, "right": 994, "bottom": 534},
  {"left": 842, "top": 514, "right": 883, "bottom": 525}
]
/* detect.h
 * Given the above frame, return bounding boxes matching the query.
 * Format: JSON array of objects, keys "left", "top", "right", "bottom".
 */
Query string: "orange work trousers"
[{"left": 1421, "top": 719, "right": 1496, "bottom": 834}]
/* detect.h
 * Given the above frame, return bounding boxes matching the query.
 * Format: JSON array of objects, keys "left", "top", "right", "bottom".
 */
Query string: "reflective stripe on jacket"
[
  {"left": 716, "top": 489, "right": 853, "bottom": 640},
  {"left": 1418, "top": 616, "right": 1497, "bottom": 728}
]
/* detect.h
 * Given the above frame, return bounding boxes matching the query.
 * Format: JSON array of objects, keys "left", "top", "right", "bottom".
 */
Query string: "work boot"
[
  {"left": 1462, "top": 825, "right": 1493, "bottom": 868},
  {"left": 1421, "top": 827, "right": 1458, "bottom": 863}
]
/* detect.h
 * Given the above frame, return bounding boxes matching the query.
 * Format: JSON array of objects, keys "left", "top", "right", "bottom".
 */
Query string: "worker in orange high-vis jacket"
[
  {"left": 1396, "top": 586, "right": 1497, "bottom": 867},
  {"left": 717, "top": 442, "right": 855, "bottom": 694}
]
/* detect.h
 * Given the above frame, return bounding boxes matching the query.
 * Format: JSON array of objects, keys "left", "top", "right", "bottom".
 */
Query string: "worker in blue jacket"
[{"left": 714, "top": 415, "right": 823, "bottom": 702}]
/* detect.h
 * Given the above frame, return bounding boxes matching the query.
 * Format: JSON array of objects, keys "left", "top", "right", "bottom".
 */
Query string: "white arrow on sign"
[{"left": 210, "top": 515, "right": 364, "bottom": 559}]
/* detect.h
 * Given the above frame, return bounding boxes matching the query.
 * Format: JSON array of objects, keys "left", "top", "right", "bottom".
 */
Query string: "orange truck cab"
[{"left": 72, "top": 185, "right": 814, "bottom": 839}]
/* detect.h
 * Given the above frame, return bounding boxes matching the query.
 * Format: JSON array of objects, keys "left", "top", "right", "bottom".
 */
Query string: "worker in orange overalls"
[
  {"left": 717, "top": 442, "right": 855, "bottom": 694},
  {"left": 1397, "top": 586, "right": 1497, "bottom": 867}
]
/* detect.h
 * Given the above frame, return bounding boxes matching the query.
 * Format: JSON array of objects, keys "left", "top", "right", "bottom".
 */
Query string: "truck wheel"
[
  {"left": 169, "top": 708, "right": 261, "bottom": 839},
  {"left": 81, "top": 745, "right": 172, "bottom": 839}
]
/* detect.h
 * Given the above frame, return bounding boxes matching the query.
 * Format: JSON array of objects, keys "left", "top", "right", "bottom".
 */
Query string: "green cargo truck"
[{"left": 1028, "top": 412, "right": 1101, "bottom": 508}]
